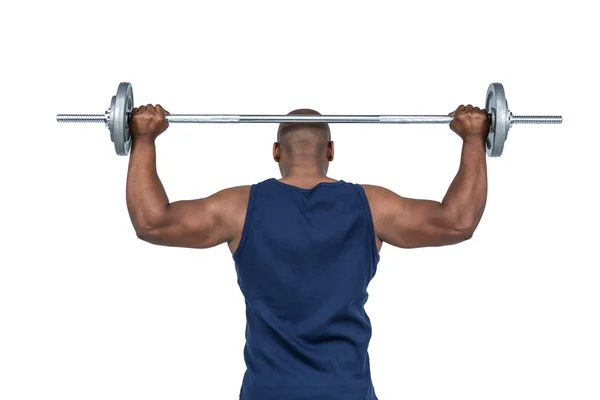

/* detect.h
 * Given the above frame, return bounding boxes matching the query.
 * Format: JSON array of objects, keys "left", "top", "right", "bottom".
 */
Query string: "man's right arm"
[{"left": 363, "top": 105, "right": 489, "bottom": 249}]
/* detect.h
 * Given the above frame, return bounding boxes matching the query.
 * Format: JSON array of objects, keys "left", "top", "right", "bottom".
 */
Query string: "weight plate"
[
  {"left": 109, "top": 82, "right": 134, "bottom": 156},
  {"left": 108, "top": 95, "right": 116, "bottom": 143},
  {"left": 485, "top": 83, "right": 509, "bottom": 157}
]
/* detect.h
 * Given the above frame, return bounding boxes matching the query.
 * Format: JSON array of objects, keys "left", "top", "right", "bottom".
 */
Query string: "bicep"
[
  {"left": 141, "top": 187, "right": 248, "bottom": 249},
  {"left": 363, "top": 185, "right": 468, "bottom": 249}
]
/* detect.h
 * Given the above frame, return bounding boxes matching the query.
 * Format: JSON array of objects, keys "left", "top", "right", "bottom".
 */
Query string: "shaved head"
[
  {"left": 273, "top": 109, "right": 334, "bottom": 177},
  {"left": 277, "top": 109, "right": 331, "bottom": 155}
]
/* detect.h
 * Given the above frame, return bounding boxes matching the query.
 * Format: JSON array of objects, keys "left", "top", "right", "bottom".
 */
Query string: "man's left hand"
[{"left": 130, "top": 104, "right": 170, "bottom": 143}]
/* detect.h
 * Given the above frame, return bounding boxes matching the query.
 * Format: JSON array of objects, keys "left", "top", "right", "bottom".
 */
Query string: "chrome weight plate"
[
  {"left": 485, "top": 83, "right": 510, "bottom": 157},
  {"left": 108, "top": 82, "right": 134, "bottom": 156}
]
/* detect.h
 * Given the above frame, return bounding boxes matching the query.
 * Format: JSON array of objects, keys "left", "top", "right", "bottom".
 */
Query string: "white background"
[{"left": 1, "top": 1, "right": 598, "bottom": 399}]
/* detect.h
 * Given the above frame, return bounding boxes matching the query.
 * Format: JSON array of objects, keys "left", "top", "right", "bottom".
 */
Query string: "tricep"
[{"left": 361, "top": 185, "right": 475, "bottom": 249}]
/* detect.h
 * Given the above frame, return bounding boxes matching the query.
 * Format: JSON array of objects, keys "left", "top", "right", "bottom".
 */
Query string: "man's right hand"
[{"left": 449, "top": 104, "right": 490, "bottom": 143}]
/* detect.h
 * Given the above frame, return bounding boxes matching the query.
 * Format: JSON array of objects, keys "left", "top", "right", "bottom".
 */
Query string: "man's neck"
[{"left": 280, "top": 168, "right": 328, "bottom": 181}]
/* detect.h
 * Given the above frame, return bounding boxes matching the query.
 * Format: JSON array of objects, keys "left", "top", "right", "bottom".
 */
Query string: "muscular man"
[{"left": 126, "top": 104, "right": 489, "bottom": 400}]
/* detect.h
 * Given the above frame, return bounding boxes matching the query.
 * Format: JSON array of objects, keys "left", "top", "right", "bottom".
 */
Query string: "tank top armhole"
[
  {"left": 232, "top": 184, "right": 257, "bottom": 261},
  {"left": 354, "top": 184, "right": 381, "bottom": 264}
]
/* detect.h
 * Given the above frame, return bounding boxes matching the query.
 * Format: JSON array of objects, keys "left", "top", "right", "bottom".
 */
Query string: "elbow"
[
  {"left": 135, "top": 227, "right": 152, "bottom": 242},
  {"left": 441, "top": 205, "right": 482, "bottom": 244},
  {"left": 452, "top": 220, "right": 477, "bottom": 242},
  {"left": 457, "top": 228, "right": 474, "bottom": 242},
  {"left": 135, "top": 229, "right": 150, "bottom": 241},
  {"left": 129, "top": 209, "right": 171, "bottom": 243},
  {"left": 447, "top": 212, "right": 479, "bottom": 242},
  {"left": 134, "top": 223, "right": 159, "bottom": 242},
  {"left": 131, "top": 208, "right": 174, "bottom": 244}
]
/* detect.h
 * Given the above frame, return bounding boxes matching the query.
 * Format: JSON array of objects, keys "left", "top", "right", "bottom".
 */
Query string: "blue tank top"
[{"left": 233, "top": 178, "right": 380, "bottom": 400}]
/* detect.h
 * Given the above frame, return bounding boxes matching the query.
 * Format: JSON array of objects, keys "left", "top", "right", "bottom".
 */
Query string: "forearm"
[
  {"left": 126, "top": 139, "right": 170, "bottom": 233},
  {"left": 441, "top": 138, "right": 488, "bottom": 232}
]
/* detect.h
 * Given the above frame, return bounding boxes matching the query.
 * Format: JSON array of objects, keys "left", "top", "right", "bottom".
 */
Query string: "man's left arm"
[{"left": 125, "top": 104, "right": 249, "bottom": 249}]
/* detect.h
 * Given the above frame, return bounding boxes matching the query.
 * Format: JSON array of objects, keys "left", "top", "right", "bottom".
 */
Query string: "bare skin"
[
  {"left": 127, "top": 104, "right": 488, "bottom": 254},
  {"left": 364, "top": 104, "right": 488, "bottom": 250},
  {"left": 126, "top": 104, "right": 250, "bottom": 254}
]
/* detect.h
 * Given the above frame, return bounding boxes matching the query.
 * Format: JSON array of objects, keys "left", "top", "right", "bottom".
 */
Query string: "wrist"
[
  {"left": 132, "top": 137, "right": 156, "bottom": 151},
  {"left": 133, "top": 136, "right": 156, "bottom": 146},
  {"left": 462, "top": 136, "right": 486, "bottom": 148}
]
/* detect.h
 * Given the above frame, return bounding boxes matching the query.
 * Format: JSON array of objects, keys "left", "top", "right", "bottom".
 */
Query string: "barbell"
[{"left": 56, "top": 82, "right": 562, "bottom": 157}]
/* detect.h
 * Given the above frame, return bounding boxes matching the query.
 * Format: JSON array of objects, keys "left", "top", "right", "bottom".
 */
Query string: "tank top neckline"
[{"left": 269, "top": 178, "right": 346, "bottom": 192}]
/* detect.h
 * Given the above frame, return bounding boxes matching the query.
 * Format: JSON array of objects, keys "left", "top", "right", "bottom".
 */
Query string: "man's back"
[{"left": 234, "top": 178, "right": 380, "bottom": 400}]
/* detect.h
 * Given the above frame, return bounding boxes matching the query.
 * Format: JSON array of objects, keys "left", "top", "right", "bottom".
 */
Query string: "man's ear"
[
  {"left": 327, "top": 141, "right": 334, "bottom": 161},
  {"left": 273, "top": 142, "right": 280, "bottom": 162}
]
